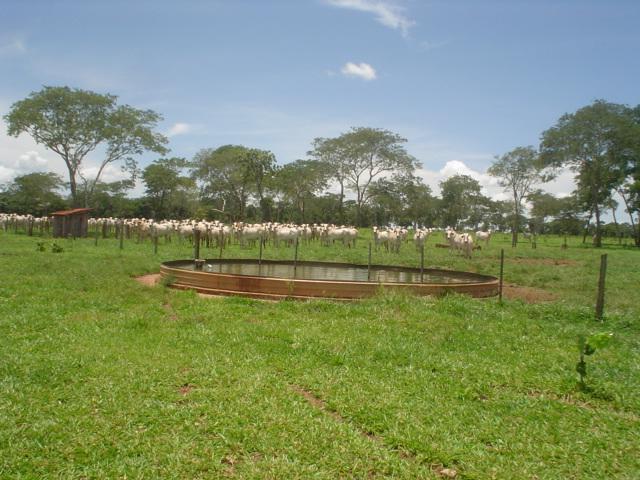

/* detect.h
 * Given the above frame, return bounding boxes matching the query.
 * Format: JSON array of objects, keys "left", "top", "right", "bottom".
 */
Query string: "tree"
[
  {"left": 244, "top": 148, "right": 276, "bottom": 221},
  {"left": 4, "top": 86, "right": 168, "bottom": 207},
  {"left": 1, "top": 172, "right": 66, "bottom": 215},
  {"left": 540, "top": 100, "right": 638, "bottom": 247},
  {"left": 488, "top": 146, "right": 544, "bottom": 246},
  {"left": 274, "top": 159, "right": 330, "bottom": 223},
  {"left": 484, "top": 199, "right": 512, "bottom": 232},
  {"left": 615, "top": 104, "right": 640, "bottom": 246},
  {"left": 439, "top": 174, "right": 486, "bottom": 229},
  {"left": 142, "top": 157, "right": 194, "bottom": 219},
  {"left": 89, "top": 179, "right": 137, "bottom": 218},
  {"left": 191, "top": 145, "right": 254, "bottom": 220},
  {"left": 528, "top": 190, "right": 563, "bottom": 234},
  {"left": 310, "top": 127, "right": 418, "bottom": 226},
  {"left": 370, "top": 173, "right": 435, "bottom": 227},
  {"left": 547, "top": 194, "right": 587, "bottom": 235},
  {"left": 308, "top": 136, "right": 350, "bottom": 223}
]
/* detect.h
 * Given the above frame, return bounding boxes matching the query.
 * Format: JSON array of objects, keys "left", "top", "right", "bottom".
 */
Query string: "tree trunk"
[
  {"left": 611, "top": 206, "right": 620, "bottom": 244},
  {"left": 582, "top": 209, "right": 593, "bottom": 244},
  {"left": 260, "top": 197, "right": 270, "bottom": 222},
  {"left": 68, "top": 171, "right": 79, "bottom": 207},
  {"left": 593, "top": 203, "right": 602, "bottom": 247},
  {"left": 618, "top": 189, "right": 640, "bottom": 246}
]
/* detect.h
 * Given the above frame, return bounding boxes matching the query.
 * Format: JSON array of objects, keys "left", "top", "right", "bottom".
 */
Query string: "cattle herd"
[{"left": 0, "top": 213, "right": 492, "bottom": 256}]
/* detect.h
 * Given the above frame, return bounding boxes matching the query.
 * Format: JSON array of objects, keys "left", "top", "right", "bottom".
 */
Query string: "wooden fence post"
[
  {"left": 595, "top": 254, "right": 607, "bottom": 321},
  {"left": 194, "top": 229, "right": 201, "bottom": 260},
  {"left": 367, "top": 241, "right": 372, "bottom": 281},
  {"left": 420, "top": 243, "right": 425, "bottom": 283},
  {"left": 293, "top": 236, "right": 299, "bottom": 278},
  {"left": 499, "top": 248, "right": 504, "bottom": 303}
]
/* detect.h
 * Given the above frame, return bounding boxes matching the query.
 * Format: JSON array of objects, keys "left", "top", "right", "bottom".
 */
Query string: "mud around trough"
[{"left": 135, "top": 273, "right": 160, "bottom": 286}]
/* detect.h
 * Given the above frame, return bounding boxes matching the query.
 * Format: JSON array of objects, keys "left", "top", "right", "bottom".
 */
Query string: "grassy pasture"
[{"left": 0, "top": 230, "right": 638, "bottom": 479}]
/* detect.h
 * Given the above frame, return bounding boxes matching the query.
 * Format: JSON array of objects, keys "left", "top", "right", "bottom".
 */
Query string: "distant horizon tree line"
[{"left": 2, "top": 86, "right": 639, "bottom": 246}]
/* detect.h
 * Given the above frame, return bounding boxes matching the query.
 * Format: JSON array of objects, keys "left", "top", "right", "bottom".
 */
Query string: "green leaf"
[{"left": 587, "top": 332, "right": 613, "bottom": 351}]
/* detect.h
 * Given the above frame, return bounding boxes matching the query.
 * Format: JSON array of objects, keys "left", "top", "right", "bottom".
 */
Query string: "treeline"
[{"left": 2, "top": 87, "right": 639, "bottom": 245}]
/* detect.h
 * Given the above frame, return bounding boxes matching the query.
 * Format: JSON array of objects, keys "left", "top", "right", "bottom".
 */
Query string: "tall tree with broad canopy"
[
  {"left": 191, "top": 145, "right": 276, "bottom": 220},
  {"left": 488, "top": 146, "right": 544, "bottom": 246},
  {"left": 274, "top": 159, "right": 330, "bottom": 223},
  {"left": 369, "top": 173, "right": 435, "bottom": 227},
  {"left": 142, "top": 157, "right": 194, "bottom": 220},
  {"left": 4, "top": 86, "right": 168, "bottom": 207},
  {"left": 310, "top": 127, "right": 418, "bottom": 226},
  {"left": 308, "top": 136, "right": 349, "bottom": 223},
  {"left": 439, "top": 174, "right": 487, "bottom": 229},
  {"left": 244, "top": 148, "right": 276, "bottom": 221},
  {"left": 540, "top": 100, "right": 638, "bottom": 247},
  {"left": 614, "top": 104, "right": 640, "bottom": 246}
]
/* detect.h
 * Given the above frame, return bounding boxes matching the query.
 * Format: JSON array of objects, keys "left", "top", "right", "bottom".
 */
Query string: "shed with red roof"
[{"left": 51, "top": 208, "right": 91, "bottom": 238}]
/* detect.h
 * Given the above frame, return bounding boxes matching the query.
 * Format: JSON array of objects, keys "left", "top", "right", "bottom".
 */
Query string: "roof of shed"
[{"left": 51, "top": 208, "right": 92, "bottom": 216}]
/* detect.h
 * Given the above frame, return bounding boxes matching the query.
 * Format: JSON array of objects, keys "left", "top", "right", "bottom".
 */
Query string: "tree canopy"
[
  {"left": 4, "top": 86, "right": 168, "bottom": 207},
  {"left": 142, "top": 157, "right": 194, "bottom": 220},
  {"left": 310, "top": 127, "right": 418, "bottom": 226},
  {"left": 488, "top": 146, "right": 544, "bottom": 245},
  {"left": 439, "top": 174, "right": 487, "bottom": 229},
  {"left": 0, "top": 172, "right": 67, "bottom": 216},
  {"left": 540, "top": 100, "right": 639, "bottom": 246}
]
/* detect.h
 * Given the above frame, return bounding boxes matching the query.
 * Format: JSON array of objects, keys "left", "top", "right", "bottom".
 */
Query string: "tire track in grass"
[{"left": 289, "top": 384, "right": 459, "bottom": 479}]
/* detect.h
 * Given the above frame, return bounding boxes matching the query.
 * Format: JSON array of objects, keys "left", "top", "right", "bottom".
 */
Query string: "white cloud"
[
  {"left": 80, "top": 163, "right": 130, "bottom": 184},
  {"left": 416, "top": 159, "right": 580, "bottom": 210},
  {"left": 0, "top": 165, "right": 15, "bottom": 184},
  {"left": 416, "top": 160, "right": 500, "bottom": 198},
  {"left": 0, "top": 111, "right": 60, "bottom": 185},
  {"left": 341, "top": 62, "right": 377, "bottom": 81},
  {"left": 167, "top": 122, "right": 192, "bottom": 137},
  {"left": 325, "top": 0, "right": 414, "bottom": 37}
]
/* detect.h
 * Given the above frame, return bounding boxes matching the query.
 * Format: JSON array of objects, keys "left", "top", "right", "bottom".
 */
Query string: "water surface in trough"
[{"left": 175, "top": 261, "right": 476, "bottom": 284}]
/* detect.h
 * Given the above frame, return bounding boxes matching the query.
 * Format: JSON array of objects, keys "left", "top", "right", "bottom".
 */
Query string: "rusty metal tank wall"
[{"left": 160, "top": 259, "right": 499, "bottom": 300}]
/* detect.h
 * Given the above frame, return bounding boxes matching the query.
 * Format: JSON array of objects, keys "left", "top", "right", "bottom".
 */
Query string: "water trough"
[{"left": 160, "top": 259, "right": 499, "bottom": 300}]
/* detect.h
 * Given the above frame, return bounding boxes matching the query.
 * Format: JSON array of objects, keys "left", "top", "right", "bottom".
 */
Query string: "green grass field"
[{"left": 1, "top": 230, "right": 638, "bottom": 479}]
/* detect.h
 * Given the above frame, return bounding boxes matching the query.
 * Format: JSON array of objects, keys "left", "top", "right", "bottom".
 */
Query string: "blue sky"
[{"left": 1, "top": 0, "right": 639, "bottom": 211}]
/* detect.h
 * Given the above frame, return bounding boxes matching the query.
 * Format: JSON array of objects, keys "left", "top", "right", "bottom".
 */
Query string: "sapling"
[{"left": 576, "top": 332, "right": 613, "bottom": 388}]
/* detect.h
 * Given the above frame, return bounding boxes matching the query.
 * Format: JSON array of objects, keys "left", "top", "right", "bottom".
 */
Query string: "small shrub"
[
  {"left": 576, "top": 332, "right": 613, "bottom": 389},
  {"left": 51, "top": 243, "right": 64, "bottom": 253},
  {"left": 36, "top": 242, "right": 46, "bottom": 252}
]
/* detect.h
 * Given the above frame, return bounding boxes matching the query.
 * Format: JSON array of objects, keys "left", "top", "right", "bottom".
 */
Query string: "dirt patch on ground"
[
  {"left": 179, "top": 383, "right": 195, "bottom": 396},
  {"left": 502, "top": 283, "right": 557, "bottom": 303},
  {"left": 135, "top": 273, "right": 160, "bottom": 286},
  {"left": 510, "top": 258, "right": 577, "bottom": 267}
]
